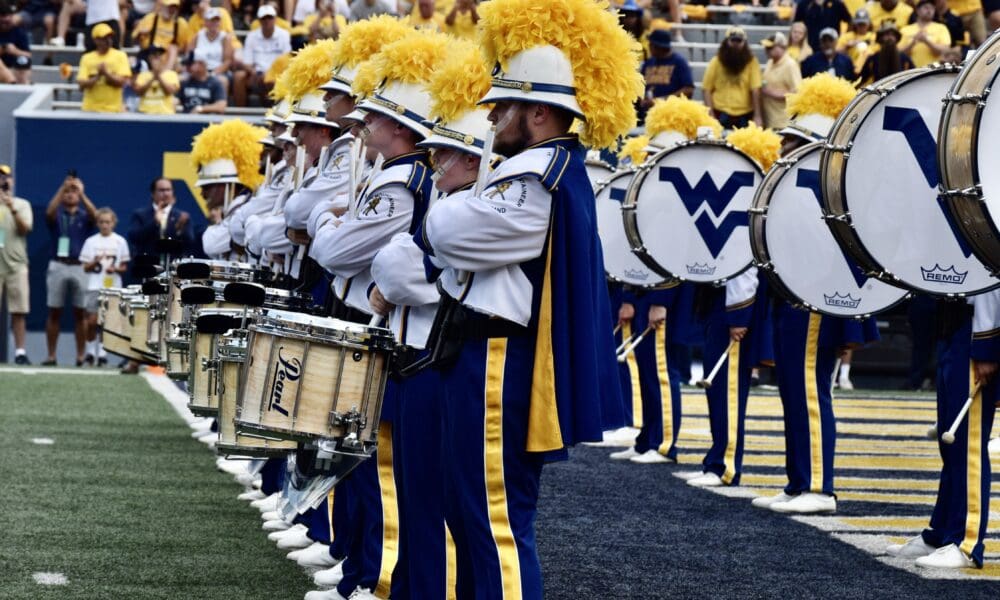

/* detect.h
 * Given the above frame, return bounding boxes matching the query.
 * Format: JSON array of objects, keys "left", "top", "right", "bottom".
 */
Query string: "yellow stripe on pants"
[
  {"left": 622, "top": 321, "right": 643, "bottom": 429},
  {"left": 804, "top": 313, "right": 824, "bottom": 493},
  {"left": 722, "top": 340, "right": 741, "bottom": 484},
  {"left": 655, "top": 325, "right": 673, "bottom": 456},
  {"left": 485, "top": 338, "right": 522, "bottom": 599},
  {"left": 961, "top": 362, "right": 984, "bottom": 556},
  {"left": 374, "top": 424, "right": 400, "bottom": 599},
  {"left": 445, "top": 524, "right": 457, "bottom": 600}
]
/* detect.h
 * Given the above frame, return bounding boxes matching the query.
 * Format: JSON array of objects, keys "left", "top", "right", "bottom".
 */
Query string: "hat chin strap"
[{"left": 493, "top": 104, "right": 519, "bottom": 141}]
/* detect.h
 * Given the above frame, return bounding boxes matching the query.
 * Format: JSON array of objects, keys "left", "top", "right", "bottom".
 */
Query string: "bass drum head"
[
  {"left": 835, "top": 66, "right": 996, "bottom": 295},
  {"left": 585, "top": 159, "right": 615, "bottom": 192},
  {"left": 595, "top": 170, "right": 669, "bottom": 288},
  {"left": 761, "top": 144, "right": 909, "bottom": 317},
  {"left": 625, "top": 141, "right": 761, "bottom": 283}
]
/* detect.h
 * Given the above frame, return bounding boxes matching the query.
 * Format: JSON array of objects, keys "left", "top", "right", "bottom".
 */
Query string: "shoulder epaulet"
[{"left": 405, "top": 161, "right": 430, "bottom": 196}]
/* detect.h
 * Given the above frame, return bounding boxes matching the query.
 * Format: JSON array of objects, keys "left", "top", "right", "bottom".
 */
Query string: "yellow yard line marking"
[
  {"left": 678, "top": 452, "right": 943, "bottom": 471},
  {"left": 740, "top": 474, "right": 940, "bottom": 491}
]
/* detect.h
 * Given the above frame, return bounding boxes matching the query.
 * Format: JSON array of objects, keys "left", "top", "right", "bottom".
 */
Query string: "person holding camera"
[
  {"left": 44, "top": 173, "right": 97, "bottom": 367},
  {"left": 0, "top": 164, "right": 33, "bottom": 365}
]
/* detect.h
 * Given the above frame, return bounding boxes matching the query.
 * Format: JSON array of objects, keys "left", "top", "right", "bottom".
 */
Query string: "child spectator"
[
  {"left": 79, "top": 207, "right": 129, "bottom": 366},
  {"left": 0, "top": 2, "right": 32, "bottom": 85}
]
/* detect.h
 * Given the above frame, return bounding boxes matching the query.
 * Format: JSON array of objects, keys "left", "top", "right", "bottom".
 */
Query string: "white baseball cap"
[{"left": 257, "top": 5, "right": 277, "bottom": 19}]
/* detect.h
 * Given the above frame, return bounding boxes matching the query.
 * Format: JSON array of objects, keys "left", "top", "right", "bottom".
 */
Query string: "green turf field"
[{"left": 0, "top": 370, "right": 313, "bottom": 599}]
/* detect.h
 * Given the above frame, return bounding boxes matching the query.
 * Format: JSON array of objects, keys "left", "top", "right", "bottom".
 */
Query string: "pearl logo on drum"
[
  {"left": 267, "top": 347, "right": 303, "bottom": 417},
  {"left": 920, "top": 265, "right": 968, "bottom": 285}
]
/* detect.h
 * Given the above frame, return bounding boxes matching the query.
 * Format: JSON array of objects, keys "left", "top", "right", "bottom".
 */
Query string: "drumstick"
[
  {"left": 612, "top": 323, "right": 622, "bottom": 336},
  {"left": 615, "top": 331, "right": 638, "bottom": 354},
  {"left": 617, "top": 325, "right": 654, "bottom": 363},
  {"left": 942, "top": 381, "right": 982, "bottom": 444},
  {"left": 368, "top": 314, "right": 382, "bottom": 328},
  {"left": 697, "top": 341, "right": 735, "bottom": 389}
]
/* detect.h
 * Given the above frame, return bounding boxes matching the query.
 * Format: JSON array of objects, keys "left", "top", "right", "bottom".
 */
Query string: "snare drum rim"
[
  {"left": 938, "top": 45, "right": 1000, "bottom": 275},
  {"left": 595, "top": 169, "right": 672, "bottom": 289},
  {"left": 622, "top": 139, "right": 761, "bottom": 285}
]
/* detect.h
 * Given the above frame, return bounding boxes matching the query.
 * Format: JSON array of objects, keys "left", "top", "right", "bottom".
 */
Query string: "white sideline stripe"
[
  {"left": 32, "top": 572, "right": 69, "bottom": 585},
  {"left": 31, "top": 437, "right": 55, "bottom": 445},
  {"left": 140, "top": 371, "right": 198, "bottom": 425},
  {"left": 0, "top": 366, "right": 115, "bottom": 375}
]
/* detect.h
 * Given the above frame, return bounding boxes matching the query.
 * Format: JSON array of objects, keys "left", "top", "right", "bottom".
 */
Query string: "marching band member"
[
  {"left": 191, "top": 119, "right": 268, "bottom": 261},
  {"left": 308, "top": 29, "right": 446, "bottom": 600},
  {"left": 681, "top": 124, "right": 779, "bottom": 489},
  {"left": 886, "top": 292, "right": 1000, "bottom": 568},
  {"left": 749, "top": 75, "right": 880, "bottom": 514},
  {"left": 244, "top": 100, "right": 294, "bottom": 266},
  {"left": 256, "top": 108, "right": 300, "bottom": 279},
  {"left": 609, "top": 97, "right": 721, "bottom": 465},
  {"left": 367, "top": 40, "right": 494, "bottom": 600},
  {"left": 414, "top": 0, "right": 640, "bottom": 595}
]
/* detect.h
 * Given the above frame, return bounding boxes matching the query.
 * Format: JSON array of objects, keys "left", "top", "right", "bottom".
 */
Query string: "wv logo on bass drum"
[
  {"left": 659, "top": 167, "right": 754, "bottom": 258},
  {"left": 267, "top": 347, "right": 302, "bottom": 417}
]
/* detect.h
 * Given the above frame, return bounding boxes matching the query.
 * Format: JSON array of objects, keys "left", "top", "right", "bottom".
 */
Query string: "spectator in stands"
[
  {"left": 760, "top": 32, "right": 800, "bottom": 129},
  {"left": 947, "top": 0, "right": 986, "bottom": 47},
  {"left": 445, "top": 0, "right": 478, "bottom": 39},
  {"left": 801, "top": 27, "right": 856, "bottom": 79},
  {"left": 409, "top": 0, "right": 444, "bottom": 30},
  {"left": 865, "top": 0, "right": 913, "bottom": 29},
  {"left": 0, "top": 3, "right": 32, "bottom": 84},
  {"left": 188, "top": 0, "right": 236, "bottom": 35},
  {"left": 188, "top": 7, "right": 233, "bottom": 93},
  {"left": 701, "top": 26, "right": 763, "bottom": 128},
  {"left": 43, "top": 174, "right": 97, "bottom": 367},
  {"left": 901, "top": 0, "right": 953, "bottom": 65},
  {"left": 858, "top": 20, "right": 915, "bottom": 84},
  {"left": 299, "top": 0, "right": 346, "bottom": 44},
  {"left": 53, "top": 0, "right": 121, "bottom": 49},
  {"left": 14, "top": 0, "right": 58, "bottom": 44},
  {"left": 787, "top": 21, "right": 814, "bottom": 62},
  {"left": 838, "top": 9, "right": 877, "bottom": 71},
  {"left": 133, "top": 0, "right": 191, "bottom": 70},
  {"left": 0, "top": 165, "right": 33, "bottom": 365},
  {"left": 290, "top": 0, "right": 349, "bottom": 25},
  {"left": 233, "top": 4, "right": 290, "bottom": 106},
  {"left": 349, "top": 0, "right": 394, "bottom": 20},
  {"left": 639, "top": 29, "right": 693, "bottom": 120},
  {"left": 79, "top": 207, "right": 129, "bottom": 366},
  {"left": 180, "top": 55, "right": 226, "bottom": 113},
  {"left": 926, "top": 0, "right": 966, "bottom": 55},
  {"left": 133, "top": 44, "right": 179, "bottom": 113},
  {"left": 618, "top": 1, "right": 646, "bottom": 46},
  {"left": 795, "top": 0, "right": 852, "bottom": 52},
  {"left": 77, "top": 23, "right": 131, "bottom": 112}
]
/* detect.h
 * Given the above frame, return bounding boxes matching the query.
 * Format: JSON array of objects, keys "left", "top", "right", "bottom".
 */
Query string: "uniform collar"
[{"left": 382, "top": 150, "right": 428, "bottom": 169}]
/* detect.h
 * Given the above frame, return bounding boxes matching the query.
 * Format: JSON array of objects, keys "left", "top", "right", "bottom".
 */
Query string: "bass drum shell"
[{"left": 595, "top": 169, "right": 671, "bottom": 288}]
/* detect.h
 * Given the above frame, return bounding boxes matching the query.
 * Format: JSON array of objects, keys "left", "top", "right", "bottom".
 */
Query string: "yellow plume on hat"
[
  {"left": 278, "top": 39, "right": 338, "bottom": 103},
  {"left": 267, "top": 54, "right": 292, "bottom": 101},
  {"left": 645, "top": 95, "right": 721, "bottom": 140},
  {"left": 366, "top": 30, "right": 450, "bottom": 87},
  {"left": 426, "top": 39, "right": 491, "bottom": 123},
  {"left": 726, "top": 122, "right": 781, "bottom": 171},
  {"left": 785, "top": 72, "right": 857, "bottom": 120},
  {"left": 190, "top": 120, "right": 268, "bottom": 190},
  {"left": 332, "top": 15, "right": 412, "bottom": 68},
  {"left": 618, "top": 135, "right": 651, "bottom": 166},
  {"left": 478, "top": 0, "right": 645, "bottom": 149}
]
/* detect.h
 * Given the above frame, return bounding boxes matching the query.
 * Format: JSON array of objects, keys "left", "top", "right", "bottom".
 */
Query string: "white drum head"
[
  {"left": 585, "top": 159, "right": 615, "bottom": 192},
  {"left": 595, "top": 171, "right": 669, "bottom": 287},
  {"left": 627, "top": 142, "right": 761, "bottom": 283},
  {"left": 841, "top": 69, "right": 996, "bottom": 295},
  {"left": 764, "top": 145, "right": 909, "bottom": 317}
]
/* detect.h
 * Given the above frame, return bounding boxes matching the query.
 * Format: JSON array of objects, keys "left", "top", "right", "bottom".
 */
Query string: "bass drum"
[
  {"left": 939, "top": 30, "right": 1000, "bottom": 273},
  {"left": 750, "top": 143, "right": 909, "bottom": 317},
  {"left": 585, "top": 158, "right": 615, "bottom": 192},
  {"left": 623, "top": 139, "right": 763, "bottom": 283},
  {"left": 595, "top": 169, "right": 671, "bottom": 288},
  {"left": 822, "top": 64, "right": 996, "bottom": 295}
]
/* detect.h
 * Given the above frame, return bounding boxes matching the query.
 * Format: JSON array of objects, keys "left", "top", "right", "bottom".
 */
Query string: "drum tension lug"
[
  {"left": 330, "top": 408, "right": 365, "bottom": 436},
  {"left": 754, "top": 260, "right": 773, "bottom": 271},
  {"left": 821, "top": 212, "right": 851, "bottom": 223},
  {"left": 201, "top": 357, "right": 219, "bottom": 372}
]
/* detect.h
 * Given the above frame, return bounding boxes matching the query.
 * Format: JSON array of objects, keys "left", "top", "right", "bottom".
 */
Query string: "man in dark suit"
[{"left": 127, "top": 177, "right": 195, "bottom": 266}]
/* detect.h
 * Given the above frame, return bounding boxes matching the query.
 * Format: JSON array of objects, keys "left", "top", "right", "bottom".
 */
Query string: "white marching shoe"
[
  {"left": 837, "top": 375, "right": 854, "bottom": 391},
  {"left": 313, "top": 561, "right": 345, "bottom": 588},
  {"left": 235, "top": 472, "right": 258, "bottom": 488},
  {"left": 261, "top": 510, "right": 281, "bottom": 522},
  {"left": 629, "top": 450, "right": 672, "bottom": 464},
  {"left": 675, "top": 470, "right": 704, "bottom": 481},
  {"left": 349, "top": 588, "right": 379, "bottom": 600},
  {"left": 751, "top": 492, "right": 795, "bottom": 509},
  {"left": 276, "top": 526, "right": 314, "bottom": 550},
  {"left": 269, "top": 523, "right": 307, "bottom": 543},
  {"left": 263, "top": 519, "right": 292, "bottom": 532},
  {"left": 886, "top": 535, "right": 936, "bottom": 559},
  {"left": 217, "top": 457, "right": 248, "bottom": 476},
  {"left": 252, "top": 494, "right": 280, "bottom": 512},
  {"left": 238, "top": 489, "right": 266, "bottom": 501},
  {"left": 769, "top": 493, "right": 836, "bottom": 514},
  {"left": 989, "top": 437, "right": 1000, "bottom": 455},
  {"left": 686, "top": 472, "right": 724, "bottom": 487},
  {"left": 296, "top": 542, "right": 340, "bottom": 568},
  {"left": 197, "top": 431, "right": 217, "bottom": 444},
  {"left": 305, "top": 588, "right": 348, "bottom": 600},
  {"left": 915, "top": 544, "right": 976, "bottom": 569},
  {"left": 609, "top": 447, "right": 639, "bottom": 460}
]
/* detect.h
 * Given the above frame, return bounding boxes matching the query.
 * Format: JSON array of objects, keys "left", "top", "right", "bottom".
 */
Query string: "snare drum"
[
  {"left": 187, "top": 308, "right": 246, "bottom": 416},
  {"left": 236, "top": 310, "right": 395, "bottom": 446},
  {"left": 98, "top": 287, "right": 146, "bottom": 361},
  {"left": 215, "top": 330, "right": 298, "bottom": 458},
  {"left": 623, "top": 139, "right": 763, "bottom": 283},
  {"left": 595, "top": 170, "right": 671, "bottom": 288},
  {"left": 939, "top": 32, "right": 1000, "bottom": 273},
  {"left": 822, "top": 64, "right": 996, "bottom": 295},
  {"left": 750, "top": 143, "right": 910, "bottom": 317},
  {"left": 127, "top": 297, "right": 159, "bottom": 363}
]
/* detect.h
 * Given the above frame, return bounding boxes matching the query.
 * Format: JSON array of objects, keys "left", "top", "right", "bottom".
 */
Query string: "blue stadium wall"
[{"left": 15, "top": 113, "right": 216, "bottom": 330}]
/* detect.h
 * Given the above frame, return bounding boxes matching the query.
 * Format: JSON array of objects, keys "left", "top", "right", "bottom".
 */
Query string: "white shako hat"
[{"left": 479, "top": 46, "right": 583, "bottom": 119}]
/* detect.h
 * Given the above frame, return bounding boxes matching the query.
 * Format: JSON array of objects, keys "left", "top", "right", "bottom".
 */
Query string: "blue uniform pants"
[
  {"left": 702, "top": 318, "right": 751, "bottom": 485},
  {"left": 629, "top": 299, "right": 682, "bottom": 459}
]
